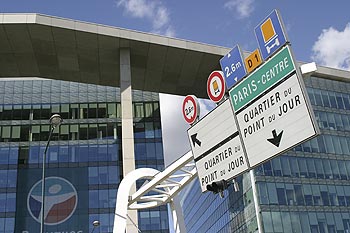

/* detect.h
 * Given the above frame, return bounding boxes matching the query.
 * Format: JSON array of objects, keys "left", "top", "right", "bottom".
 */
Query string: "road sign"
[
  {"left": 220, "top": 45, "right": 247, "bottom": 89},
  {"left": 229, "top": 46, "right": 319, "bottom": 168},
  {"left": 244, "top": 49, "right": 262, "bottom": 74},
  {"left": 182, "top": 95, "right": 200, "bottom": 125},
  {"left": 187, "top": 99, "right": 248, "bottom": 192},
  {"left": 207, "top": 71, "right": 226, "bottom": 103},
  {"left": 255, "top": 9, "right": 288, "bottom": 61}
]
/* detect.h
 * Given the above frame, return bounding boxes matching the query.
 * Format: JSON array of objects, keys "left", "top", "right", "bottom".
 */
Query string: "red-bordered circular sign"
[
  {"left": 207, "top": 70, "right": 226, "bottom": 103},
  {"left": 182, "top": 95, "right": 199, "bottom": 125}
]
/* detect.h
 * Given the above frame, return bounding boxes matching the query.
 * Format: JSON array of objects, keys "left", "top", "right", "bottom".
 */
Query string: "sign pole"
[{"left": 249, "top": 170, "right": 264, "bottom": 233}]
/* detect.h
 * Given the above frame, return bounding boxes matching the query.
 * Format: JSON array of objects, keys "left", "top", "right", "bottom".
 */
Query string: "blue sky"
[
  {"left": 1, "top": 0, "right": 349, "bottom": 166},
  {"left": 1, "top": 0, "right": 350, "bottom": 67}
]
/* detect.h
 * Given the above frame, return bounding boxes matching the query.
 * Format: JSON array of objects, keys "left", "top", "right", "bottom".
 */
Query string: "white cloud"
[
  {"left": 224, "top": 0, "right": 255, "bottom": 19},
  {"left": 164, "top": 26, "right": 176, "bottom": 37},
  {"left": 116, "top": 0, "right": 175, "bottom": 37},
  {"left": 153, "top": 6, "right": 169, "bottom": 30},
  {"left": 159, "top": 94, "right": 215, "bottom": 166},
  {"left": 116, "top": 0, "right": 153, "bottom": 18},
  {"left": 153, "top": 25, "right": 175, "bottom": 38},
  {"left": 198, "top": 99, "right": 216, "bottom": 118},
  {"left": 311, "top": 23, "right": 350, "bottom": 71}
]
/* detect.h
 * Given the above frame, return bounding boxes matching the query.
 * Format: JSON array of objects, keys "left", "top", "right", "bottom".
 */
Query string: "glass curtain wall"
[
  {"left": 257, "top": 76, "right": 350, "bottom": 233},
  {"left": 181, "top": 75, "right": 350, "bottom": 233},
  {"left": 0, "top": 79, "right": 169, "bottom": 233}
]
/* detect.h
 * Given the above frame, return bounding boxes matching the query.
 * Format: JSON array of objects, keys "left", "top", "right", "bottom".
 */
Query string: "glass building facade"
[
  {"left": 181, "top": 74, "right": 350, "bottom": 232},
  {"left": 0, "top": 79, "right": 169, "bottom": 233}
]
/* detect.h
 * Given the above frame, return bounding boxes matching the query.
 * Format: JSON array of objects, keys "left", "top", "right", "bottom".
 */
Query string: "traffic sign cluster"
[{"left": 182, "top": 9, "right": 320, "bottom": 194}]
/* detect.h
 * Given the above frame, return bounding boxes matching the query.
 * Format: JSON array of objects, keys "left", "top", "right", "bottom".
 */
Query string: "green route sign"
[{"left": 229, "top": 46, "right": 295, "bottom": 112}]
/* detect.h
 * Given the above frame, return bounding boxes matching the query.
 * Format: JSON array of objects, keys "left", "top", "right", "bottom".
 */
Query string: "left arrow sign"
[{"left": 191, "top": 133, "right": 201, "bottom": 147}]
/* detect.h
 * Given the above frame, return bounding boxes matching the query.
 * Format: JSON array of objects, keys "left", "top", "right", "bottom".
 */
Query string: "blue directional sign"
[
  {"left": 255, "top": 9, "right": 288, "bottom": 61},
  {"left": 220, "top": 45, "right": 247, "bottom": 90}
]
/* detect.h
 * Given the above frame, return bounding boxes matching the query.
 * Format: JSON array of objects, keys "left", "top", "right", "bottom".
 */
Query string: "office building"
[
  {"left": 0, "top": 78, "right": 168, "bottom": 232},
  {"left": 181, "top": 68, "right": 350, "bottom": 232},
  {"left": 0, "top": 12, "right": 225, "bottom": 233}
]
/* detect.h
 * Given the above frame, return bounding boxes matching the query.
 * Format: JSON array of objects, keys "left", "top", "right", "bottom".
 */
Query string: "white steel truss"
[{"left": 113, "top": 151, "right": 197, "bottom": 233}]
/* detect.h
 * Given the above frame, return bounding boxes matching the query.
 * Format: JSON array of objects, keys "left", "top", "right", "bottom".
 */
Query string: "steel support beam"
[{"left": 113, "top": 151, "right": 196, "bottom": 233}]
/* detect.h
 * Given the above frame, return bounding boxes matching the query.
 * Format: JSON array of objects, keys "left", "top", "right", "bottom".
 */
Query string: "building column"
[{"left": 120, "top": 48, "right": 139, "bottom": 233}]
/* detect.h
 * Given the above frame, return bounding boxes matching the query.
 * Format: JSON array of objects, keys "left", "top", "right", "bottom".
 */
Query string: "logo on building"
[{"left": 27, "top": 176, "right": 78, "bottom": 225}]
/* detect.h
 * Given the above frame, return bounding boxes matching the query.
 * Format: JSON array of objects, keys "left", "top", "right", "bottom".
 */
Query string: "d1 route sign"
[
  {"left": 229, "top": 45, "right": 319, "bottom": 168},
  {"left": 207, "top": 71, "right": 226, "bottom": 103},
  {"left": 244, "top": 49, "right": 262, "bottom": 74},
  {"left": 187, "top": 99, "right": 248, "bottom": 192},
  {"left": 182, "top": 95, "right": 200, "bottom": 125}
]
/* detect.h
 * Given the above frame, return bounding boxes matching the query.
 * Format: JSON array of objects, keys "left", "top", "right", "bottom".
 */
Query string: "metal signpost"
[
  {"left": 184, "top": 9, "right": 319, "bottom": 198},
  {"left": 187, "top": 99, "right": 248, "bottom": 192},
  {"left": 113, "top": 8, "right": 320, "bottom": 233}
]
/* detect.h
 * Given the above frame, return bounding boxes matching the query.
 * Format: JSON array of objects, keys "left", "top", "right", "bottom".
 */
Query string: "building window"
[
  {"left": 108, "top": 103, "right": 116, "bottom": 118},
  {"left": 70, "top": 124, "right": 79, "bottom": 140},
  {"left": 80, "top": 104, "right": 88, "bottom": 119},
  {"left": 2, "top": 105, "right": 12, "bottom": 120},
  {"left": 134, "top": 103, "right": 144, "bottom": 118},
  {"left": 70, "top": 104, "right": 79, "bottom": 119},
  {"left": 88, "top": 124, "right": 98, "bottom": 140},
  {"left": 60, "top": 104, "right": 70, "bottom": 119},
  {"left": 0, "top": 147, "right": 9, "bottom": 165},
  {"left": 98, "top": 103, "right": 107, "bottom": 118},
  {"left": 79, "top": 124, "right": 88, "bottom": 140},
  {"left": 60, "top": 124, "right": 69, "bottom": 140},
  {"left": 40, "top": 125, "right": 50, "bottom": 141},
  {"left": 1, "top": 126, "right": 10, "bottom": 142},
  {"left": 11, "top": 126, "right": 20, "bottom": 142},
  {"left": 18, "top": 146, "right": 29, "bottom": 165},
  {"left": 98, "top": 124, "right": 107, "bottom": 139},
  {"left": 88, "top": 104, "right": 97, "bottom": 118}
]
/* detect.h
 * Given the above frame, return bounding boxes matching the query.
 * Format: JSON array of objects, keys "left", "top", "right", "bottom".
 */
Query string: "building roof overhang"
[
  {"left": 1, "top": 13, "right": 349, "bottom": 99},
  {"left": 0, "top": 13, "right": 232, "bottom": 98}
]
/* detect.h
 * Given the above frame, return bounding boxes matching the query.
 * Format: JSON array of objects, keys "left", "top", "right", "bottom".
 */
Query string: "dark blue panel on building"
[{"left": 15, "top": 167, "right": 88, "bottom": 233}]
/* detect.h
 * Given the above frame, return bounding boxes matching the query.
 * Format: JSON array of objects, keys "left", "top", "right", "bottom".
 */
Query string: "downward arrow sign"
[
  {"left": 267, "top": 129, "right": 283, "bottom": 147},
  {"left": 191, "top": 133, "right": 201, "bottom": 147}
]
